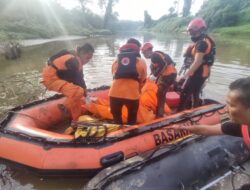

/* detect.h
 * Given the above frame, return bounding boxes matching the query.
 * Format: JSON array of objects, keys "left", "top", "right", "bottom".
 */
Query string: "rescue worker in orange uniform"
[
  {"left": 42, "top": 43, "right": 94, "bottom": 121},
  {"left": 141, "top": 42, "right": 154, "bottom": 59},
  {"left": 109, "top": 40, "right": 147, "bottom": 125},
  {"left": 150, "top": 51, "right": 177, "bottom": 118},
  {"left": 178, "top": 18, "right": 216, "bottom": 111},
  {"left": 141, "top": 42, "right": 177, "bottom": 118}
]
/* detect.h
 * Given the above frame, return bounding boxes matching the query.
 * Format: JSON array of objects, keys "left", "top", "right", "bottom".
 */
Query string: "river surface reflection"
[{"left": 0, "top": 33, "right": 250, "bottom": 189}]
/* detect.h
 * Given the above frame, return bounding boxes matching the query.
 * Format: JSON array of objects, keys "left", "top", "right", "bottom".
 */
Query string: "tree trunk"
[
  {"left": 103, "top": 0, "right": 113, "bottom": 28},
  {"left": 182, "top": 0, "right": 192, "bottom": 17}
]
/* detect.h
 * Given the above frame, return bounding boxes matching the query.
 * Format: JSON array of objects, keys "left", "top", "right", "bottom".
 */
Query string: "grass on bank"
[{"left": 213, "top": 24, "right": 250, "bottom": 37}]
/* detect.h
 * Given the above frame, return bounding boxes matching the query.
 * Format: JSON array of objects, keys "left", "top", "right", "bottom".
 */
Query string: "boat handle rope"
[
  {"left": 188, "top": 108, "right": 228, "bottom": 124},
  {"left": 230, "top": 165, "right": 250, "bottom": 190},
  {"left": 0, "top": 104, "right": 227, "bottom": 145}
]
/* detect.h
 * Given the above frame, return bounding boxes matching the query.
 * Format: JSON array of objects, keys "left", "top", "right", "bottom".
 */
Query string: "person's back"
[{"left": 109, "top": 41, "right": 147, "bottom": 124}]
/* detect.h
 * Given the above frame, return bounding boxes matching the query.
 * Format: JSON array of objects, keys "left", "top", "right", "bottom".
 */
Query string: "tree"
[
  {"left": 174, "top": 0, "right": 179, "bottom": 14},
  {"left": 144, "top": 10, "right": 153, "bottom": 28},
  {"left": 98, "top": 0, "right": 119, "bottom": 29},
  {"left": 197, "top": 0, "right": 245, "bottom": 29},
  {"left": 169, "top": 7, "right": 175, "bottom": 16},
  {"left": 182, "top": 0, "right": 192, "bottom": 17},
  {"left": 78, "top": 0, "right": 91, "bottom": 27}
]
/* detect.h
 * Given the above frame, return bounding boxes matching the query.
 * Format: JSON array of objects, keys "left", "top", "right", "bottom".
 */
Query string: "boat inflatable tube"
[{"left": 84, "top": 136, "right": 250, "bottom": 190}]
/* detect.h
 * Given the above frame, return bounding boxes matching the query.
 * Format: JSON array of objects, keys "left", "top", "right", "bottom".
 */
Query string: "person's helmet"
[
  {"left": 187, "top": 18, "right": 207, "bottom": 33},
  {"left": 141, "top": 42, "right": 153, "bottom": 52}
]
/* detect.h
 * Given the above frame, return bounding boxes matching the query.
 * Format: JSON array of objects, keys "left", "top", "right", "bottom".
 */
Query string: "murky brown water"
[{"left": 0, "top": 33, "right": 250, "bottom": 189}]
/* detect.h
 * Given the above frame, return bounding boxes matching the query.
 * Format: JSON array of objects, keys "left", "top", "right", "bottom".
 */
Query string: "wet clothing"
[
  {"left": 109, "top": 54, "right": 147, "bottom": 125},
  {"left": 222, "top": 122, "right": 250, "bottom": 150},
  {"left": 221, "top": 122, "right": 242, "bottom": 137},
  {"left": 150, "top": 51, "right": 177, "bottom": 118},
  {"left": 156, "top": 73, "right": 176, "bottom": 117},
  {"left": 109, "top": 58, "right": 147, "bottom": 100},
  {"left": 178, "top": 35, "right": 215, "bottom": 111},
  {"left": 110, "top": 97, "right": 139, "bottom": 125},
  {"left": 42, "top": 53, "right": 86, "bottom": 121}
]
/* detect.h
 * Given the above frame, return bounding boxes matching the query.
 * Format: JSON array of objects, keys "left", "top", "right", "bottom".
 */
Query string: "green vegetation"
[
  {"left": 147, "top": 0, "right": 250, "bottom": 37},
  {"left": 0, "top": 0, "right": 142, "bottom": 41},
  {"left": 0, "top": 0, "right": 108, "bottom": 41},
  {"left": 1, "top": 0, "right": 249, "bottom": 41},
  {"left": 214, "top": 24, "right": 250, "bottom": 36}
]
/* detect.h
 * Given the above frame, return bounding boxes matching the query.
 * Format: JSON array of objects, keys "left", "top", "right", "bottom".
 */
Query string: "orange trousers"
[{"left": 43, "top": 79, "right": 84, "bottom": 121}]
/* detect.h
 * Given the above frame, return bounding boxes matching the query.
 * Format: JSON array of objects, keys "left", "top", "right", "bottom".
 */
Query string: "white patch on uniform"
[{"left": 121, "top": 57, "right": 130, "bottom": 66}]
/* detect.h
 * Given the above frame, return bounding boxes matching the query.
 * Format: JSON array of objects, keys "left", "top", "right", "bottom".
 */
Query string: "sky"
[{"left": 57, "top": 0, "right": 204, "bottom": 21}]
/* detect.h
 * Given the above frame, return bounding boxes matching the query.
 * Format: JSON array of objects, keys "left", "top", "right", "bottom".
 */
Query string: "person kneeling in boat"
[
  {"left": 42, "top": 43, "right": 94, "bottom": 121},
  {"left": 109, "top": 39, "right": 147, "bottom": 125},
  {"left": 177, "top": 77, "right": 250, "bottom": 147}
]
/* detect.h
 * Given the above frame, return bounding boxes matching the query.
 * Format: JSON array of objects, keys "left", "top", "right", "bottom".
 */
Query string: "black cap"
[{"left": 126, "top": 38, "right": 141, "bottom": 48}]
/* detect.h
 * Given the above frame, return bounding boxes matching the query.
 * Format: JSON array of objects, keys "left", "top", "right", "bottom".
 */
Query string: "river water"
[{"left": 0, "top": 33, "right": 250, "bottom": 189}]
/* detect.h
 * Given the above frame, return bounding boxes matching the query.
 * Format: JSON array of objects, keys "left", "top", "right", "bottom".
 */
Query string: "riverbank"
[
  {"left": 0, "top": 35, "right": 85, "bottom": 55},
  {"left": 214, "top": 24, "right": 250, "bottom": 37}
]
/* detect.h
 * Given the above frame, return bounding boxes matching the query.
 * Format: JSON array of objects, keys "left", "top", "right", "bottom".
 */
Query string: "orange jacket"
[
  {"left": 109, "top": 58, "right": 147, "bottom": 100},
  {"left": 191, "top": 37, "right": 213, "bottom": 62},
  {"left": 42, "top": 54, "right": 86, "bottom": 90},
  {"left": 190, "top": 36, "right": 215, "bottom": 78},
  {"left": 242, "top": 125, "right": 250, "bottom": 150},
  {"left": 161, "top": 64, "right": 177, "bottom": 77},
  {"left": 151, "top": 51, "right": 177, "bottom": 77}
]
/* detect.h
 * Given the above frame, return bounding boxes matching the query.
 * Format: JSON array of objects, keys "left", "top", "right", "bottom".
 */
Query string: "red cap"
[
  {"left": 141, "top": 42, "right": 153, "bottom": 52},
  {"left": 119, "top": 43, "right": 140, "bottom": 52}
]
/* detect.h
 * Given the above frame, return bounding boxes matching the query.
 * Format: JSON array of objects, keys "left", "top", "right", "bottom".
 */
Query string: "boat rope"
[
  {"left": 230, "top": 165, "right": 250, "bottom": 190},
  {"left": 0, "top": 104, "right": 228, "bottom": 145}
]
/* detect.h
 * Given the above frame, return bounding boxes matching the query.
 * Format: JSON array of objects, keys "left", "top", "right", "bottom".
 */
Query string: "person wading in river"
[{"left": 42, "top": 43, "right": 94, "bottom": 121}]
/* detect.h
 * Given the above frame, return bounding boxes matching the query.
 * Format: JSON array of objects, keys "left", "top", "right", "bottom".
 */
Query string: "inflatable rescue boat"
[
  {"left": 85, "top": 135, "right": 250, "bottom": 190},
  {"left": 0, "top": 84, "right": 229, "bottom": 176}
]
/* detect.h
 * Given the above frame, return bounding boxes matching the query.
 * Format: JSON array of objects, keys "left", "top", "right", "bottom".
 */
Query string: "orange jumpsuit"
[
  {"left": 42, "top": 54, "right": 86, "bottom": 121},
  {"left": 109, "top": 56, "right": 147, "bottom": 124}
]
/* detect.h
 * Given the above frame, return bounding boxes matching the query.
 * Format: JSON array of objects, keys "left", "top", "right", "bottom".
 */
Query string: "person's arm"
[
  {"left": 138, "top": 59, "right": 147, "bottom": 90},
  {"left": 175, "top": 122, "right": 242, "bottom": 137},
  {"left": 111, "top": 60, "right": 117, "bottom": 76},
  {"left": 184, "top": 52, "right": 204, "bottom": 78},
  {"left": 183, "top": 40, "right": 208, "bottom": 78},
  {"left": 75, "top": 71, "right": 87, "bottom": 90},
  {"left": 65, "top": 58, "right": 87, "bottom": 93},
  {"left": 176, "top": 123, "right": 224, "bottom": 136}
]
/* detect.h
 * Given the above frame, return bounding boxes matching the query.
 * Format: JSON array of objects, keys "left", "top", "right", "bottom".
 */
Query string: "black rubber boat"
[{"left": 84, "top": 135, "right": 250, "bottom": 190}]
